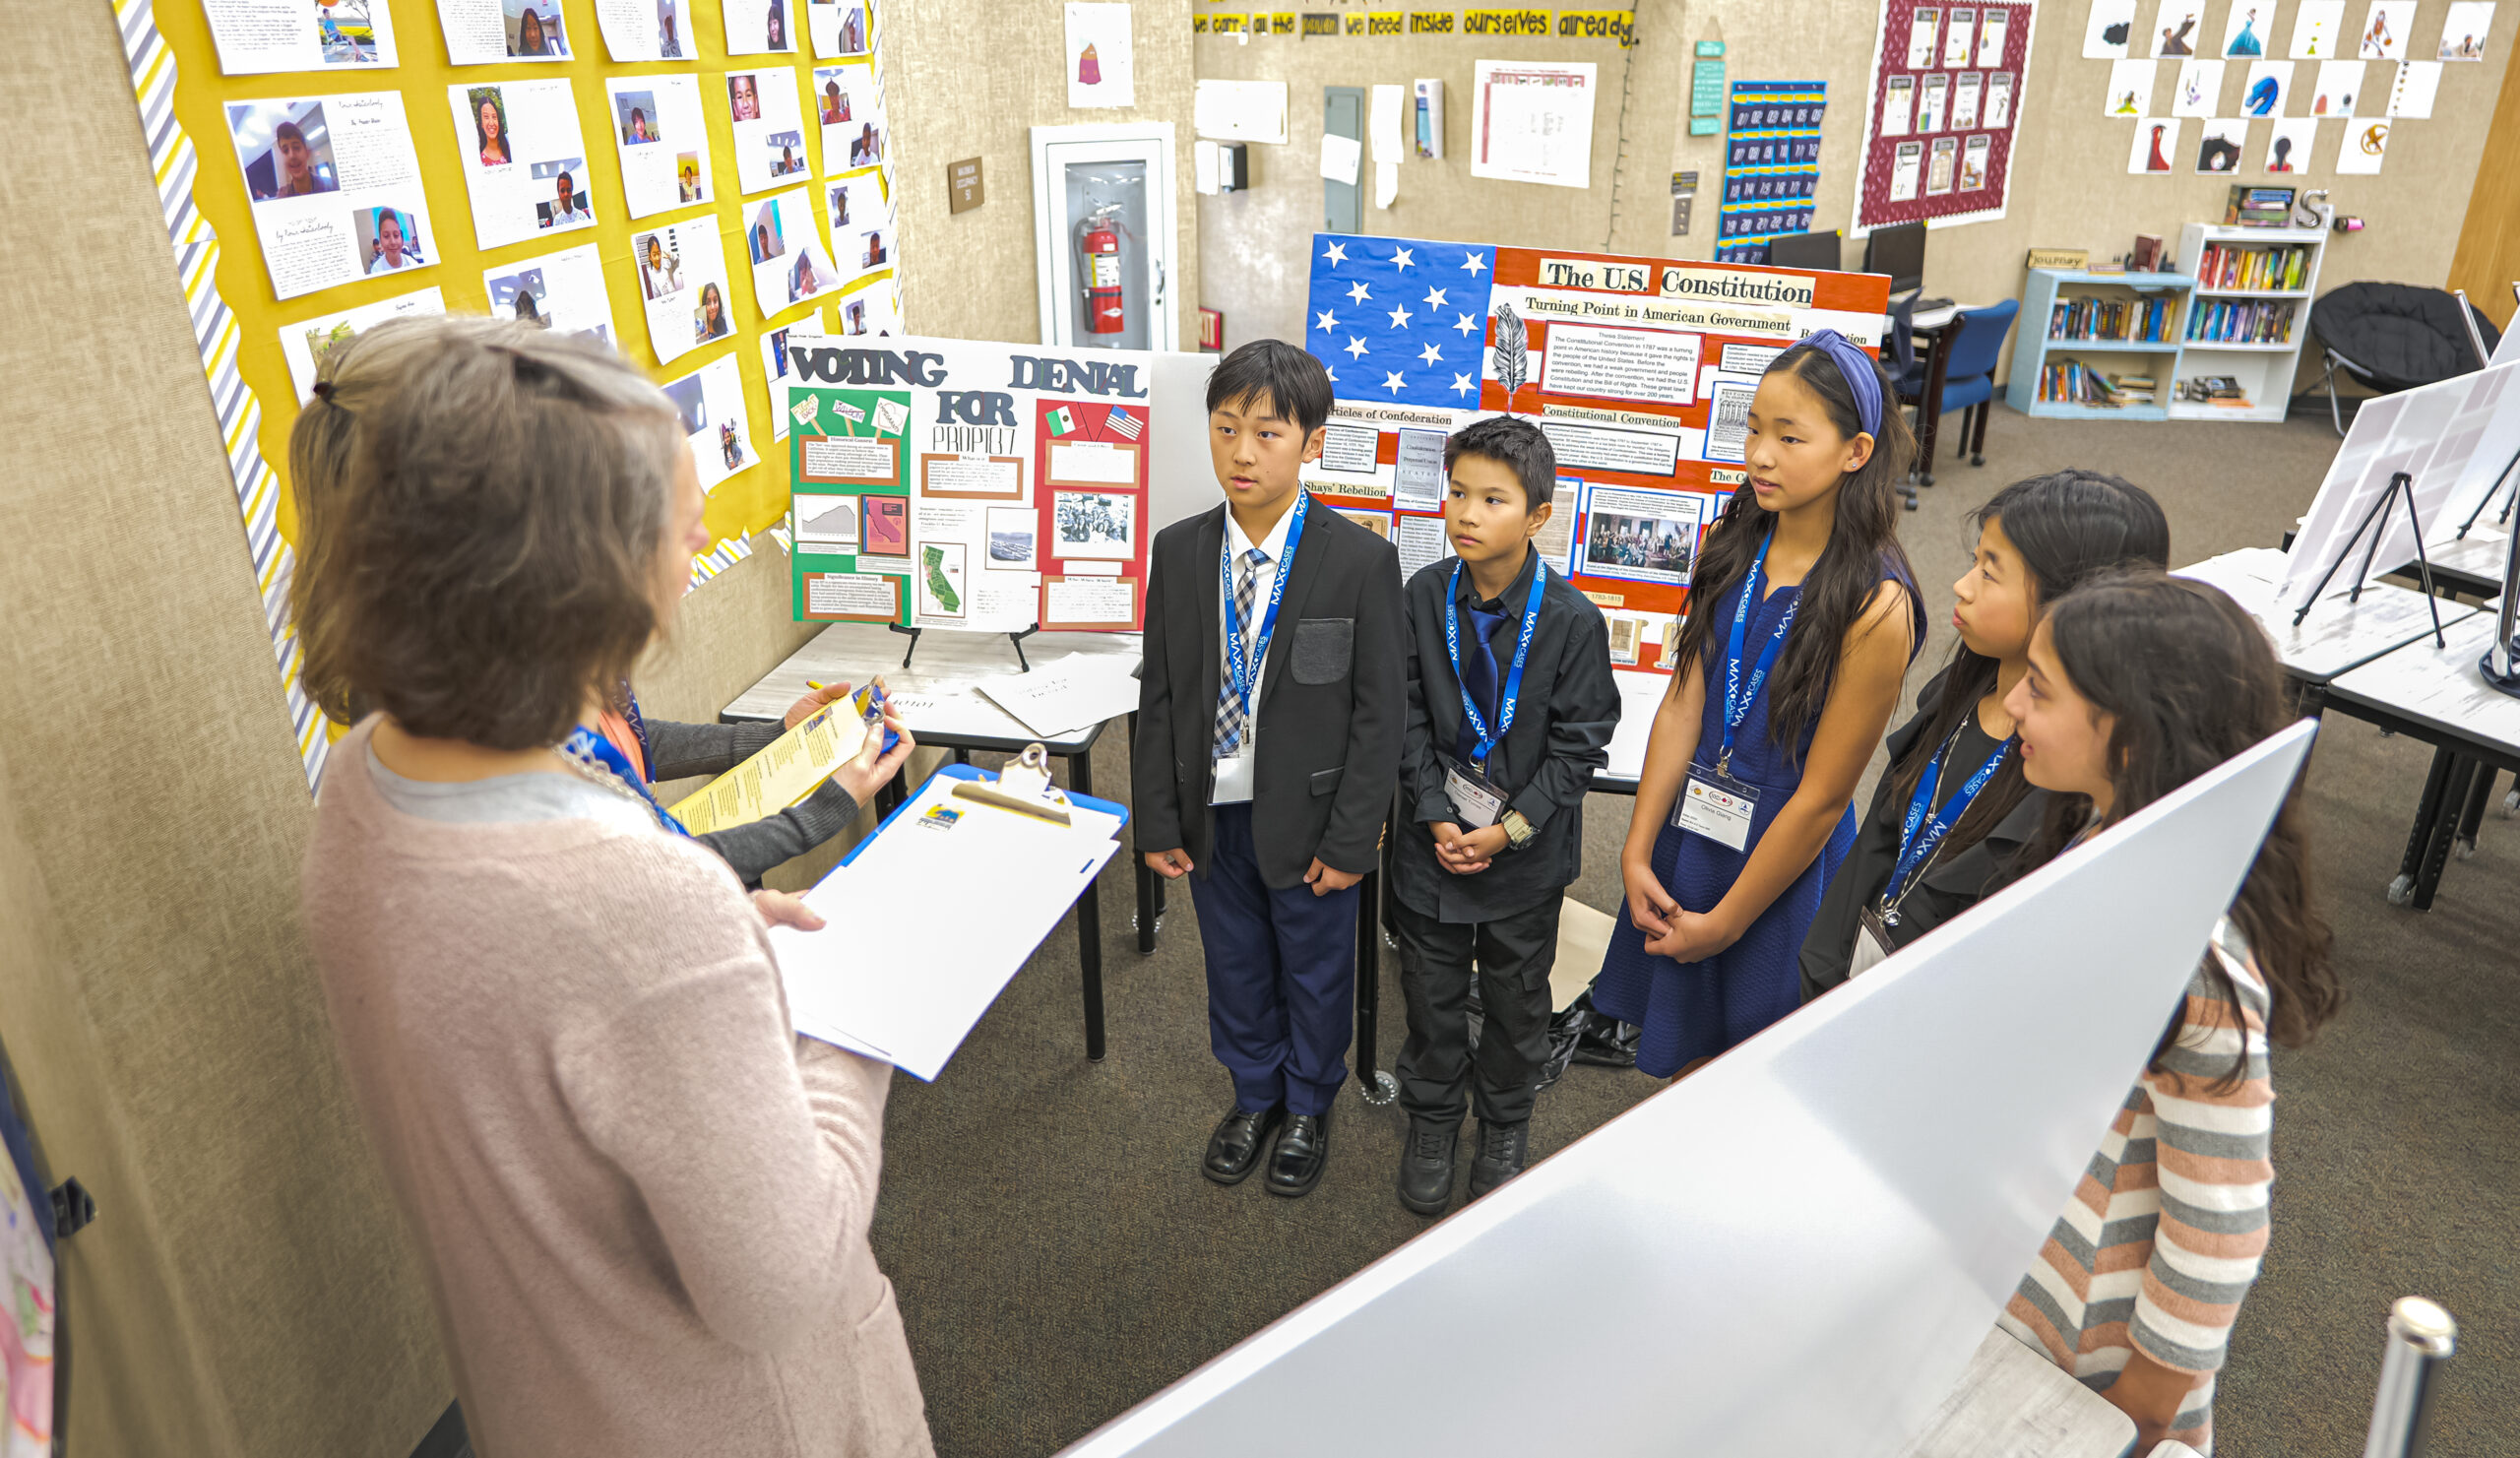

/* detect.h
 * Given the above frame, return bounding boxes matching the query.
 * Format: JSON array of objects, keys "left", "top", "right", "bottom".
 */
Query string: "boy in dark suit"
[
  {"left": 1391, "top": 417, "right": 1617, "bottom": 1215},
  {"left": 1134, "top": 340, "right": 1405, "bottom": 1198}
]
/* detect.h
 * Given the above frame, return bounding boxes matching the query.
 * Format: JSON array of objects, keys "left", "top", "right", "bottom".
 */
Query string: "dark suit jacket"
[
  {"left": 1133, "top": 498, "right": 1406, "bottom": 889},
  {"left": 1391, "top": 550, "right": 1619, "bottom": 923}
]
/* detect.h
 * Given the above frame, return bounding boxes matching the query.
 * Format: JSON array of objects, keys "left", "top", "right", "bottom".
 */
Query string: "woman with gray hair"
[{"left": 293, "top": 316, "right": 931, "bottom": 1456}]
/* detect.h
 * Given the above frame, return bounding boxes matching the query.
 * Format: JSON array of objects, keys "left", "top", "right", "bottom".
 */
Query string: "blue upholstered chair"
[{"left": 1933, "top": 298, "right": 2019, "bottom": 470}]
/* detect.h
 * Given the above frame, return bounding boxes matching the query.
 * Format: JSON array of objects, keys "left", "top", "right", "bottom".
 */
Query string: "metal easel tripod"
[{"left": 2289, "top": 471, "right": 2448, "bottom": 649}]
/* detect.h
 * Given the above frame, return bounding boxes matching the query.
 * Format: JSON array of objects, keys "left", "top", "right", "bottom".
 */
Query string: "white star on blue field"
[{"left": 1305, "top": 233, "right": 1498, "bottom": 408}]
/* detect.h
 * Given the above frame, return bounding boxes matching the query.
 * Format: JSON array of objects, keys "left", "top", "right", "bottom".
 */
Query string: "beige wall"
[
  {"left": 1195, "top": 2, "right": 2509, "bottom": 384},
  {"left": 887, "top": 0, "right": 1201, "bottom": 347}
]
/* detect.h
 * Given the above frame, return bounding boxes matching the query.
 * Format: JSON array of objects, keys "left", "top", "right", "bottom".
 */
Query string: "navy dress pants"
[{"left": 1188, "top": 802, "right": 1357, "bottom": 1117}]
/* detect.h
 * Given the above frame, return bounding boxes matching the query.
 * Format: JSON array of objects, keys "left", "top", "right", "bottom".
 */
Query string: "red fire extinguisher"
[{"left": 1077, "top": 202, "right": 1129, "bottom": 336}]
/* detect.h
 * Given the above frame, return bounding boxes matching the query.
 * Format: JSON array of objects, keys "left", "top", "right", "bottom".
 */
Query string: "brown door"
[{"left": 2449, "top": 54, "right": 2520, "bottom": 330}]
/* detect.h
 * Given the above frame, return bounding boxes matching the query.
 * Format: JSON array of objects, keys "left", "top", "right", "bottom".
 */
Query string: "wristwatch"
[{"left": 1498, "top": 809, "right": 1537, "bottom": 850}]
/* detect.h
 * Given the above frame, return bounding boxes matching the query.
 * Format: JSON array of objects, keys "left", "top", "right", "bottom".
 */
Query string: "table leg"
[
  {"left": 2388, "top": 747, "right": 2454, "bottom": 906},
  {"left": 1918, "top": 326, "right": 1953, "bottom": 488},
  {"left": 1128, "top": 712, "right": 1159, "bottom": 955},
  {"left": 1068, "top": 746, "right": 1108, "bottom": 1061},
  {"left": 2414, "top": 754, "right": 2478, "bottom": 912},
  {"left": 2455, "top": 768, "right": 2496, "bottom": 859},
  {"left": 1354, "top": 867, "right": 1382, "bottom": 1102}
]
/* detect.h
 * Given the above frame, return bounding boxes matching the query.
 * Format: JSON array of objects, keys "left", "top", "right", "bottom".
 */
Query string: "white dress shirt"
[{"left": 1209, "top": 497, "right": 1300, "bottom": 805}]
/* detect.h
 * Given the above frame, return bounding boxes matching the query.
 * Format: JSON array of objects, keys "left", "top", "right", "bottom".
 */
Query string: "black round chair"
[{"left": 2311, "top": 282, "right": 2503, "bottom": 434}]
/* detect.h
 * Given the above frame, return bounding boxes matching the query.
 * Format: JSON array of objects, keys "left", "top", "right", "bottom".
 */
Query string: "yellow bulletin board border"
[{"left": 114, "top": 0, "right": 899, "bottom": 791}]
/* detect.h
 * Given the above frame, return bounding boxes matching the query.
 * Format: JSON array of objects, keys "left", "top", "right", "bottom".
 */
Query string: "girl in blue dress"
[{"left": 1593, "top": 332, "right": 1923, "bottom": 1077}]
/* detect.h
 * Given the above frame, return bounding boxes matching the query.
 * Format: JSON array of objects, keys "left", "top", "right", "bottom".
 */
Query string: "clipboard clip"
[{"left": 951, "top": 743, "right": 1074, "bottom": 826}]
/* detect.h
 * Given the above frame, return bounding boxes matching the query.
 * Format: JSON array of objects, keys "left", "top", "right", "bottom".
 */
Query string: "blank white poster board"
[
  {"left": 1060, "top": 722, "right": 2318, "bottom": 1458},
  {"left": 1150, "top": 349, "right": 1222, "bottom": 534},
  {"left": 2280, "top": 361, "right": 2518, "bottom": 611}
]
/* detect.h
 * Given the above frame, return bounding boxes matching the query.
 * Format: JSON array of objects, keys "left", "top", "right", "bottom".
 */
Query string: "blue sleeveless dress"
[{"left": 1594, "top": 564, "right": 1917, "bottom": 1077}]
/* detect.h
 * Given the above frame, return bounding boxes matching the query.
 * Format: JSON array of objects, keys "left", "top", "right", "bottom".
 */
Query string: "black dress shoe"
[
  {"left": 1264, "top": 1111, "right": 1331, "bottom": 1197},
  {"left": 1467, "top": 1119, "right": 1529, "bottom": 1199},
  {"left": 1204, "top": 1105, "right": 1285, "bottom": 1185},
  {"left": 1396, "top": 1116, "right": 1459, "bottom": 1216}
]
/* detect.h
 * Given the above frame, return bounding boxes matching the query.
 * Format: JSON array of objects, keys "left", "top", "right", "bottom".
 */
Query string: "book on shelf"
[
  {"left": 2223, "top": 185, "right": 2297, "bottom": 228},
  {"left": 2131, "top": 233, "right": 2166, "bottom": 272},
  {"left": 2040, "top": 358, "right": 2160, "bottom": 408},
  {"left": 2196, "top": 241, "right": 2310, "bottom": 291},
  {"left": 2184, "top": 297, "right": 2296, "bottom": 345},
  {"left": 2047, "top": 293, "right": 2174, "bottom": 344}
]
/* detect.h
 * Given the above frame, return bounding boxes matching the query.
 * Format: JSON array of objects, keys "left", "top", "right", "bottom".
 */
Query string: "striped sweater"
[{"left": 1999, "top": 919, "right": 2273, "bottom": 1454}]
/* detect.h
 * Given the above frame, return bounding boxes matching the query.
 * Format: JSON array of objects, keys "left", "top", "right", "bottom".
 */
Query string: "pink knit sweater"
[{"left": 303, "top": 719, "right": 931, "bottom": 1457}]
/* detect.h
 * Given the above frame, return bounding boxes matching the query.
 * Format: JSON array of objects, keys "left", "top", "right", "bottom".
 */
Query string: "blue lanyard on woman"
[
  {"left": 1879, "top": 726, "right": 2009, "bottom": 923},
  {"left": 1445, "top": 556, "right": 1548, "bottom": 770},
  {"left": 1221, "top": 490, "right": 1310, "bottom": 732},
  {"left": 1714, "top": 535, "right": 1797, "bottom": 778},
  {"left": 559, "top": 725, "right": 693, "bottom": 838}
]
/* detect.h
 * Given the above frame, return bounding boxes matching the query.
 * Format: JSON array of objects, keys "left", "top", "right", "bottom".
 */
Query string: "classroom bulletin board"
[
  {"left": 116, "top": 0, "right": 900, "bottom": 787},
  {"left": 1301, "top": 232, "right": 1890, "bottom": 673},
  {"left": 1849, "top": 0, "right": 2041, "bottom": 233}
]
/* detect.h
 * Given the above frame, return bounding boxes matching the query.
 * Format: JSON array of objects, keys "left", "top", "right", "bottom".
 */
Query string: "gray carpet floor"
[{"left": 864, "top": 409, "right": 2517, "bottom": 1458}]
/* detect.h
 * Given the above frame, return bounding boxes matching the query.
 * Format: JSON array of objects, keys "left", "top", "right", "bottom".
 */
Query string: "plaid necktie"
[{"left": 1213, "top": 546, "right": 1266, "bottom": 757}]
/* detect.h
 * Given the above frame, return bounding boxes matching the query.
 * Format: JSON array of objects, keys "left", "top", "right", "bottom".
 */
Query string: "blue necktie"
[{"left": 1455, "top": 602, "right": 1510, "bottom": 766}]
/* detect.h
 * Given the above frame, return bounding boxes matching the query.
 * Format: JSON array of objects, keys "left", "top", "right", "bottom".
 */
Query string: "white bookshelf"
[{"left": 2171, "top": 222, "right": 2328, "bottom": 423}]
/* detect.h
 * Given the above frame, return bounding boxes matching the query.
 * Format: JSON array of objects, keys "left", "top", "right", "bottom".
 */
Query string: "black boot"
[
  {"left": 1467, "top": 1119, "right": 1529, "bottom": 1199},
  {"left": 1396, "top": 1116, "right": 1459, "bottom": 1216}
]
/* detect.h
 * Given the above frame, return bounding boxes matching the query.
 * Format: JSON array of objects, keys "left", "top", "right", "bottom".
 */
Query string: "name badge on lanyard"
[
  {"left": 1674, "top": 537, "right": 1795, "bottom": 853},
  {"left": 1443, "top": 557, "right": 1548, "bottom": 830},
  {"left": 1854, "top": 725, "right": 2011, "bottom": 977},
  {"left": 1218, "top": 492, "right": 1310, "bottom": 766}
]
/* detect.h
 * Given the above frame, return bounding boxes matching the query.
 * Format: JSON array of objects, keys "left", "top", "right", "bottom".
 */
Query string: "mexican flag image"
[{"left": 1045, "top": 406, "right": 1079, "bottom": 436}]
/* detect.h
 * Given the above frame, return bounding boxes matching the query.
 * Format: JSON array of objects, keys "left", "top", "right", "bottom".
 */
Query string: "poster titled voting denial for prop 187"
[
  {"left": 783, "top": 338, "right": 1158, "bottom": 634},
  {"left": 1302, "top": 233, "right": 1890, "bottom": 672}
]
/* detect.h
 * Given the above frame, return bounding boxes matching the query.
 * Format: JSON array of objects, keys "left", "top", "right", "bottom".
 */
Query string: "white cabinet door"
[{"left": 1032, "top": 124, "right": 1178, "bottom": 351}]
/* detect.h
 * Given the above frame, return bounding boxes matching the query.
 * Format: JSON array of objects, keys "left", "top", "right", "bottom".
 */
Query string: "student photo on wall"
[
  {"left": 361, "top": 207, "right": 421, "bottom": 275},
  {"left": 728, "top": 73, "right": 762, "bottom": 122},
  {"left": 827, "top": 182, "right": 850, "bottom": 226},
  {"left": 749, "top": 202, "right": 785, "bottom": 265},
  {"left": 789, "top": 249, "right": 823, "bottom": 302},
  {"left": 617, "top": 92, "right": 659, "bottom": 145},
  {"left": 820, "top": 77, "right": 850, "bottom": 124},
  {"left": 232, "top": 105, "right": 339, "bottom": 200},
  {"left": 771, "top": 132, "right": 806, "bottom": 177},
  {"left": 695, "top": 281, "right": 731, "bottom": 341},
  {"left": 766, "top": 0, "right": 790, "bottom": 50},
  {"left": 678, "top": 155, "right": 705, "bottom": 202},
  {"left": 838, "top": 2, "right": 865, "bottom": 53},
  {"left": 638, "top": 232, "right": 683, "bottom": 300},
  {"left": 848, "top": 122, "right": 882, "bottom": 167},
  {"left": 657, "top": 0, "right": 683, "bottom": 56},
  {"left": 505, "top": 0, "right": 564, "bottom": 56},
  {"left": 471, "top": 88, "right": 513, "bottom": 167},
  {"left": 538, "top": 165, "right": 593, "bottom": 228}
]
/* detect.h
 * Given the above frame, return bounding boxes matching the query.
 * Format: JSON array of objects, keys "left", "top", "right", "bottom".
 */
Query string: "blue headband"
[{"left": 1796, "top": 328, "right": 1884, "bottom": 440}]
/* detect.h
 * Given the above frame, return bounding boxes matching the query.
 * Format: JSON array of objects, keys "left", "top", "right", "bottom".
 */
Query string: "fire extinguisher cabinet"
[{"left": 1030, "top": 123, "right": 1181, "bottom": 352}]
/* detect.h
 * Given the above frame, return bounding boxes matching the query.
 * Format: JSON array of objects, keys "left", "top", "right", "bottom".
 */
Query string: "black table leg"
[
  {"left": 1067, "top": 745, "right": 1107, "bottom": 1061},
  {"left": 2455, "top": 768, "right": 2496, "bottom": 860},
  {"left": 2415, "top": 754, "right": 2478, "bottom": 912},
  {"left": 2390, "top": 747, "right": 2455, "bottom": 906},
  {"left": 1128, "top": 711, "right": 1159, "bottom": 955},
  {"left": 1917, "top": 325, "right": 1953, "bottom": 488}
]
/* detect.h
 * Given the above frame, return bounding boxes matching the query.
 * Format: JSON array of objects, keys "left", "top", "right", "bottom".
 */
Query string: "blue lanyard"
[
  {"left": 1882, "top": 727, "right": 2010, "bottom": 912},
  {"left": 1222, "top": 491, "right": 1310, "bottom": 727},
  {"left": 1445, "top": 556, "right": 1548, "bottom": 770},
  {"left": 1716, "top": 536, "right": 1797, "bottom": 777},
  {"left": 562, "top": 725, "right": 693, "bottom": 838}
]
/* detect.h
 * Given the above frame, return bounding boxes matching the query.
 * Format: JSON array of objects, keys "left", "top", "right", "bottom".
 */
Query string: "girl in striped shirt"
[{"left": 1995, "top": 571, "right": 2342, "bottom": 1452}]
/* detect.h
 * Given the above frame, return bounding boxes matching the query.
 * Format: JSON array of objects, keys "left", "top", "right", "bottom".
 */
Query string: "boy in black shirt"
[{"left": 1391, "top": 416, "right": 1618, "bottom": 1215}]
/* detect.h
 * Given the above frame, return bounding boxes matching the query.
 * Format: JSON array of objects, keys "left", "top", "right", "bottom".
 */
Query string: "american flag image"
[
  {"left": 1304, "top": 233, "right": 1500, "bottom": 410},
  {"left": 1104, "top": 405, "right": 1143, "bottom": 440}
]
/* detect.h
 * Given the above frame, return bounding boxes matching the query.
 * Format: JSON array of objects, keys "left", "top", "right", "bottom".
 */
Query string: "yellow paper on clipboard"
[{"left": 667, "top": 705, "right": 869, "bottom": 835}]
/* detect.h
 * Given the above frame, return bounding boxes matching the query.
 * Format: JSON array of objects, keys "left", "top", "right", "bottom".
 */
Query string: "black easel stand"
[
  {"left": 2483, "top": 518, "right": 2520, "bottom": 700},
  {"left": 2454, "top": 443, "right": 2520, "bottom": 539},
  {"left": 887, "top": 622, "right": 1043, "bottom": 671},
  {"left": 2291, "top": 471, "right": 2448, "bottom": 649}
]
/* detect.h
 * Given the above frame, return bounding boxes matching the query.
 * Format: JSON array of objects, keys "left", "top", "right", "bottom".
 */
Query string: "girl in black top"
[{"left": 1799, "top": 471, "right": 2170, "bottom": 997}]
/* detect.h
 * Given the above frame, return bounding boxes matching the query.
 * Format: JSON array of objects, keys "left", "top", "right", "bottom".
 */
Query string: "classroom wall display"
[
  {"left": 1852, "top": 0, "right": 2038, "bottom": 233},
  {"left": 447, "top": 80, "right": 598, "bottom": 249},
  {"left": 724, "top": 0, "right": 801, "bottom": 56},
  {"left": 2439, "top": 0, "right": 2495, "bottom": 56},
  {"left": 595, "top": 0, "right": 694, "bottom": 60},
  {"left": 1716, "top": 81, "right": 1827, "bottom": 263},
  {"left": 607, "top": 74, "right": 715, "bottom": 217},
  {"left": 115, "top": 0, "right": 910, "bottom": 786},
  {"left": 2293, "top": 0, "right": 2349, "bottom": 55},
  {"left": 783, "top": 337, "right": 1159, "bottom": 630},
  {"left": 1065, "top": 2, "right": 1139, "bottom": 109},
  {"left": 810, "top": 0, "right": 875, "bottom": 57},
  {"left": 744, "top": 187, "right": 842, "bottom": 318},
  {"left": 436, "top": 0, "right": 572, "bottom": 63},
  {"left": 1300, "top": 232, "right": 1891, "bottom": 669},
  {"left": 664, "top": 352, "right": 760, "bottom": 491},
  {"left": 1468, "top": 59, "right": 1599, "bottom": 187},
  {"left": 725, "top": 66, "right": 814, "bottom": 194},
  {"left": 208, "top": 0, "right": 399, "bottom": 72}
]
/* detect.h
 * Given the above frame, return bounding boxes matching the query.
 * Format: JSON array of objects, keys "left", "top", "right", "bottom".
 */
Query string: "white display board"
[
  {"left": 2280, "top": 360, "right": 2519, "bottom": 612},
  {"left": 1149, "top": 349, "right": 1221, "bottom": 535},
  {"left": 1059, "top": 723, "right": 2318, "bottom": 1458}
]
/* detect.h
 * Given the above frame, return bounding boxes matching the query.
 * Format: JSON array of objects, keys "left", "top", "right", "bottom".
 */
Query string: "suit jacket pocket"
[
  {"left": 1310, "top": 765, "right": 1346, "bottom": 797},
  {"left": 1290, "top": 617, "right": 1354, "bottom": 684}
]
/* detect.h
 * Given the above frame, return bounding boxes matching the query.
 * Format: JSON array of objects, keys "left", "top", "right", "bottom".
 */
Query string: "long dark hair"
[
  {"left": 2024, "top": 571, "right": 2343, "bottom": 1084},
  {"left": 1886, "top": 471, "right": 2171, "bottom": 855},
  {"left": 1668, "top": 342, "right": 1919, "bottom": 754}
]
